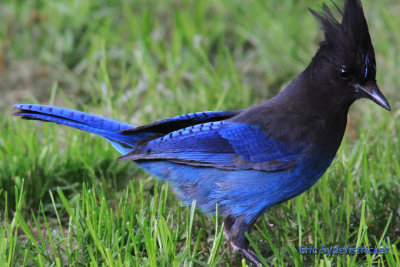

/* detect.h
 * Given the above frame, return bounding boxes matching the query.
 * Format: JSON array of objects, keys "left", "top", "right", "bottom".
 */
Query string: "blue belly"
[{"left": 138, "top": 153, "right": 334, "bottom": 223}]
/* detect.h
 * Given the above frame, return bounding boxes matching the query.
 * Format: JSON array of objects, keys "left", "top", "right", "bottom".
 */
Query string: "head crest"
[
  {"left": 309, "top": 0, "right": 375, "bottom": 78},
  {"left": 310, "top": 0, "right": 372, "bottom": 47}
]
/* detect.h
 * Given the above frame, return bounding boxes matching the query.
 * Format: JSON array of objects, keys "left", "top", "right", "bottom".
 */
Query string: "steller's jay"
[{"left": 13, "top": 0, "right": 390, "bottom": 265}]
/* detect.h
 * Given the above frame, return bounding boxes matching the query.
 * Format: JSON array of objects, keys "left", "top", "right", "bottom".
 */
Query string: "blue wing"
[{"left": 119, "top": 121, "right": 307, "bottom": 172}]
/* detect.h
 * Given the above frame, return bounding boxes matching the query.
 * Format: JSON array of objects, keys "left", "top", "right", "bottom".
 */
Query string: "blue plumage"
[
  {"left": 121, "top": 121, "right": 305, "bottom": 171},
  {"left": 13, "top": 104, "right": 319, "bottom": 216},
  {"left": 13, "top": 0, "right": 392, "bottom": 265}
]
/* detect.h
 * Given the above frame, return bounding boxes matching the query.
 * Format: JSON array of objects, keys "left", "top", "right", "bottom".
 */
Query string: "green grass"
[{"left": 1, "top": 0, "right": 399, "bottom": 266}]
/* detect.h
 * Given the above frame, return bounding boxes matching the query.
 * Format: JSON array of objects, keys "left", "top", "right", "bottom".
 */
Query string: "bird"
[{"left": 13, "top": 0, "right": 390, "bottom": 265}]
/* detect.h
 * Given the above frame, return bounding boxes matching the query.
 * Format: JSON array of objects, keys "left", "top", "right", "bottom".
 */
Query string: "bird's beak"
[{"left": 353, "top": 82, "right": 391, "bottom": 111}]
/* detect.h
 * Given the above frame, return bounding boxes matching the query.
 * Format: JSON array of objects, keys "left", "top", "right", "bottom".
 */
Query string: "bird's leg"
[{"left": 224, "top": 215, "right": 264, "bottom": 266}]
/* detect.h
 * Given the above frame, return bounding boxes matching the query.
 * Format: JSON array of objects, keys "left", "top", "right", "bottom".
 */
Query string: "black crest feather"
[
  {"left": 309, "top": 0, "right": 376, "bottom": 80},
  {"left": 309, "top": 0, "right": 373, "bottom": 53}
]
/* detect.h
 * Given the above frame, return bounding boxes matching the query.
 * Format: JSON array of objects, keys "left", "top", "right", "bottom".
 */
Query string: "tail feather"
[
  {"left": 13, "top": 104, "right": 152, "bottom": 154},
  {"left": 13, "top": 104, "right": 133, "bottom": 131}
]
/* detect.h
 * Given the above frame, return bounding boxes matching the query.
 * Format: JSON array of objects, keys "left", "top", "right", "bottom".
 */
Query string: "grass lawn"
[{"left": 0, "top": 0, "right": 399, "bottom": 266}]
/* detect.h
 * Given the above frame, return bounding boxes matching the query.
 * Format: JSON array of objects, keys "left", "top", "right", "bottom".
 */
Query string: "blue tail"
[{"left": 12, "top": 104, "right": 153, "bottom": 155}]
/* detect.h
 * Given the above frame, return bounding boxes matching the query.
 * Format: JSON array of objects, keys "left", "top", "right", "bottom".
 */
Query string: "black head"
[{"left": 308, "top": 0, "right": 390, "bottom": 111}]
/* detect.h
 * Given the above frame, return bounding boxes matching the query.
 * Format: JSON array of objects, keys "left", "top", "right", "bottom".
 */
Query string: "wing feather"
[{"left": 119, "top": 122, "right": 306, "bottom": 172}]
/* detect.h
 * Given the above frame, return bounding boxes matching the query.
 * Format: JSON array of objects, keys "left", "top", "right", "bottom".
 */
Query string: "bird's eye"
[{"left": 337, "top": 66, "right": 350, "bottom": 80}]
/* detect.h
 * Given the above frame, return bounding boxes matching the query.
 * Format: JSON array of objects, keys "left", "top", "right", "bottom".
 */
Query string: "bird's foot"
[
  {"left": 224, "top": 216, "right": 266, "bottom": 266},
  {"left": 231, "top": 242, "right": 264, "bottom": 266}
]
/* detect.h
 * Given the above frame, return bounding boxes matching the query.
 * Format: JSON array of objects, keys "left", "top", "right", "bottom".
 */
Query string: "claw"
[
  {"left": 224, "top": 216, "right": 266, "bottom": 266},
  {"left": 239, "top": 247, "right": 264, "bottom": 266}
]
